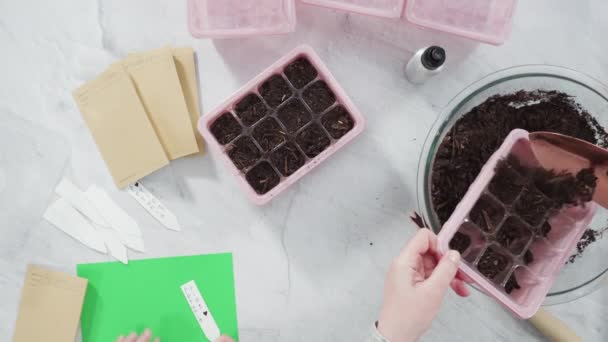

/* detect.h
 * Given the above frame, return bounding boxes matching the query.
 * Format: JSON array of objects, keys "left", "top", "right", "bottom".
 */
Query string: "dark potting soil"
[
  {"left": 210, "top": 112, "right": 242, "bottom": 145},
  {"left": 252, "top": 117, "right": 286, "bottom": 152},
  {"left": 296, "top": 123, "right": 331, "bottom": 158},
  {"left": 469, "top": 195, "right": 505, "bottom": 232},
  {"left": 277, "top": 99, "right": 312, "bottom": 133},
  {"left": 303, "top": 81, "right": 336, "bottom": 113},
  {"left": 322, "top": 105, "right": 355, "bottom": 139},
  {"left": 477, "top": 246, "right": 510, "bottom": 281},
  {"left": 432, "top": 90, "right": 608, "bottom": 264},
  {"left": 246, "top": 161, "right": 280, "bottom": 194},
  {"left": 235, "top": 93, "right": 268, "bottom": 126},
  {"left": 523, "top": 250, "right": 534, "bottom": 265},
  {"left": 270, "top": 142, "right": 306, "bottom": 177},
  {"left": 513, "top": 188, "right": 554, "bottom": 227},
  {"left": 449, "top": 231, "right": 471, "bottom": 254},
  {"left": 227, "top": 136, "right": 261, "bottom": 170},
  {"left": 284, "top": 57, "right": 318, "bottom": 89},
  {"left": 496, "top": 216, "right": 532, "bottom": 255},
  {"left": 259, "top": 75, "right": 293, "bottom": 108},
  {"left": 456, "top": 156, "right": 596, "bottom": 294},
  {"left": 504, "top": 274, "right": 521, "bottom": 294},
  {"left": 539, "top": 221, "right": 552, "bottom": 237},
  {"left": 567, "top": 225, "right": 608, "bottom": 263},
  {"left": 410, "top": 211, "right": 428, "bottom": 229},
  {"left": 488, "top": 159, "right": 526, "bottom": 204}
]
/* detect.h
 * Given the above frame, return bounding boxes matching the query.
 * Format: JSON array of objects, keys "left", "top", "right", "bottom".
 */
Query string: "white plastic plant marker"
[
  {"left": 55, "top": 178, "right": 110, "bottom": 228},
  {"left": 126, "top": 182, "right": 181, "bottom": 231},
  {"left": 96, "top": 226, "right": 129, "bottom": 264},
  {"left": 44, "top": 198, "right": 107, "bottom": 254},
  {"left": 181, "top": 280, "right": 221, "bottom": 341},
  {"left": 85, "top": 185, "right": 145, "bottom": 252}
]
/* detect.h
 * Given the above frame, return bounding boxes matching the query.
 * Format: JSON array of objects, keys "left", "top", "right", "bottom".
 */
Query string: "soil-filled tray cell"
[
  {"left": 234, "top": 93, "right": 268, "bottom": 127},
  {"left": 450, "top": 222, "right": 486, "bottom": 263},
  {"left": 544, "top": 214, "right": 581, "bottom": 250},
  {"left": 303, "top": 80, "right": 336, "bottom": 113},
  {"left": 322, "top": 106, "right": 355, "bottom": 139},
  {"left": 199, "top": 46, "right": 366, "bottom": 205},
  {"left": 296, "top": 123, "right": 331, "bottom": 158},
  {"left": 496, "top": 216, "right": 533, "bottom": 255},
  {"left": 277, "top": 99, "right": 312, "bottom": 133},
  {"left": 227, "top": 136, "right": 261, "bottom": 170},
  {"left": 532, "top": 168, "right": 597, "bottom": 209},
  {"left": 270, "top": 142, "right": 306, "bottom": 177},
  {"left": 477, "top": 245, "right": 512, "bottom": 284},
  {"left": 524, "top": 237, "right": 560, "bottom": 277},
  {"left": 252, "top": 117, "right": 287, "bottom": 152},
  {"left": 246, "top": 161, "right": 280, "bottom": 195},
  {"left": 513, "top": 188, "right": 554, "bottom": 227},
  {"left": 468, "top": 194, "right": 505, "bottom": 233},
  {"left": 284, "top": 57, "right": 318, "bottom": 89},
  {"left": 488, "top": 162, "right": 526, "bottom": 204},
  {"left": 210, "top": 112, "right": 242, "bottom": 145},
  {"left": 259, "top": 74, "right": 293, "bottom": 108},
  {"left": 508, "top": 267, "right": 542, "bottom": 305}
]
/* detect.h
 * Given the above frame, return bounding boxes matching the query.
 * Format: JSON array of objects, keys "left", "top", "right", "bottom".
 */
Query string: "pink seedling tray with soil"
[
  {"left": 301, "top": 0, "right": 406, "bottom": 19},
  {"left": 199, "top": 45, "right": 365, "bottom": 205},
  {"left": 438, "top": 129, "right": 598, "bottom": 319},
  {"left": 187, "top": 0, "right": 296, "bottom": 38}
]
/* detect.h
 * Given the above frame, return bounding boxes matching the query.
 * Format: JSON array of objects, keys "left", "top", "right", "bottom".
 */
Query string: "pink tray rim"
[
  {"left": 198, "top": 44, "right": 366, "bottom": 205},
  {"left": 403, "top": 0, "right": 518, "bottom": 45},
  {"left": 301, "top": 0, "right": 406, "bottom": 19},
  {"left": 437, "top": 129, "right": 597, "bottom": 319},
  {"left": 187, "top": 0, "right": 297, "bottom": 39}
]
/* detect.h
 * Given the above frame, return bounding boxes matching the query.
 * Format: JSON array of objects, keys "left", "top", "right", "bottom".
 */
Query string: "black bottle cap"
[{"left": 421, "top": 46, "right": 446, "bottom": 70}]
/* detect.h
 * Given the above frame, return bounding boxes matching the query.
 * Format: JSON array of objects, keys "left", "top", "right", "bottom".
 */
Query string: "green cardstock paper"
[{"left": 77, "top": 253, "right": 238, "bottom": 342}]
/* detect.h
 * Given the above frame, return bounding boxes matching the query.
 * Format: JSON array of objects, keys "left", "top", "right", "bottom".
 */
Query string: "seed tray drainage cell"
[
  {"left": 199, "top": 45, "right": 366, "bottom": 205},
  {"left": 437, "top": 129, "right": 598, "bottom": 319}
]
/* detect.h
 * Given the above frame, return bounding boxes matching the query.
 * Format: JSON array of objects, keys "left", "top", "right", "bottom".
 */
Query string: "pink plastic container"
[
  {"left": 301, "top": 0, "right": 406, "bottom": 18},
  {"left": 199, "top": 45, "right": 365, "bottom": 205},
  {"left": 187, "top": 0, "right": 296, "bottom": 38},
  {"left": 404, "top": 0, "right": 518, "bottom": 45},
  {"left": 437, "top": 129, "right": 597, "bottom": 319}
]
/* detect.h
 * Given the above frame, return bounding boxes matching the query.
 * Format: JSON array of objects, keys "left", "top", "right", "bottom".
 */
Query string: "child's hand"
[
  {"left": 378, "top": 229, "right": 470, "bottom": 342},
  {"left": 215, "top": 336, "right": 235, "bottom": 342},
  {"left": 116, "top": 329, "right": 158, "bottom": 342}
]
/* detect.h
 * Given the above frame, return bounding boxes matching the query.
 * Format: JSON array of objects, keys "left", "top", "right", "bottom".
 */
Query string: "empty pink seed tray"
[
  {"left": 301, "top": 0, "right": 406, "bottom": 18},
  {"left": 199, "top": 45, "right": 365, "bottom": 205},
  {"left": 438, "top": 129, "right": 597, "bottom": 319},
  {"left": 187, "top": 0, "right": 296, "bottom": 38},
  {"left": 404, "top": 0, "right": 518, "bottom": 45}
]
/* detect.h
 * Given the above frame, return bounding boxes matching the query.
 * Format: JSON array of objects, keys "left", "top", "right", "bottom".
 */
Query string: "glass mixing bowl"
[{"left": 416, "top": 65, "right": 608, "bottom": 304}]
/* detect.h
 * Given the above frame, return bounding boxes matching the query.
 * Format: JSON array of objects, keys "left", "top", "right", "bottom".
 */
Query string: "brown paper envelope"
[
  {"left": 124, "top": 48, "right": 199, "bottom": 159},
  {"left": 173, "top": 48, "right": 202, "bottom": 141},
  {"left": 173, "top": 47, "right": 205, "bottom": 152},
  {"left": 13, "top": 265, "right": 88, "bottom": 342},
  {"left": 73, "top": 67, "right": 169, "bottom": 189}
]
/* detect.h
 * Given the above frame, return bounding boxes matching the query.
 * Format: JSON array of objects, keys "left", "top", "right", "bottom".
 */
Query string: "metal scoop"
[{"left": 529, "top": 132, "right": 608, "bottom": 208}]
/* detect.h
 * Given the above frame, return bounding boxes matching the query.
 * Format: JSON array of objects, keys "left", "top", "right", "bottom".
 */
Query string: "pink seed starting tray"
[
  {"left": 187, "top": 0, "right": 296, "bottom": 38},
  {"left": 438, "top": 129, "right": 597, "bottom": 319},
  {"left": 404, "top": 0, "right": 518, "bottom": 45},
  {"left": 301, "top": 0, "right": 406, "bottom": 19},
  {"left": 199, "top": 45, "right": 365, "bottom": 205}
]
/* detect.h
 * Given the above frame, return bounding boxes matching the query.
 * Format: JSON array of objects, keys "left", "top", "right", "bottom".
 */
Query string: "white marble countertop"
[{"left": 1, "top": 0, "right": 608, "bottom": 341}]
